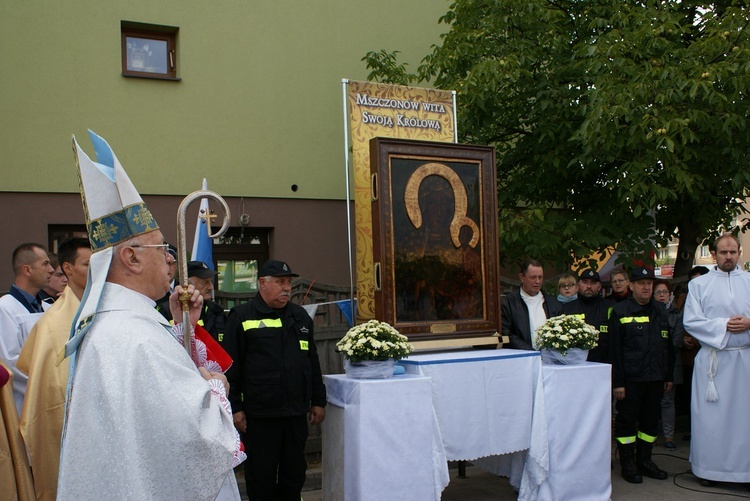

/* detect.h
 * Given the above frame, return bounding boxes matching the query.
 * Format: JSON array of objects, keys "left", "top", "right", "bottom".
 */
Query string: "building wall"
[
  {"left": 0, "top": 1, "right": 449, "bottom": 197},
  {"left": 0, "top": 192, "right": 353, "bottom": 288}
]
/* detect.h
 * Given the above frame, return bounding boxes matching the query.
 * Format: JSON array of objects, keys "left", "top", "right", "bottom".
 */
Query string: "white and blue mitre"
[{"left": 63, "top": 130, "right": 159, "bottom": 359}]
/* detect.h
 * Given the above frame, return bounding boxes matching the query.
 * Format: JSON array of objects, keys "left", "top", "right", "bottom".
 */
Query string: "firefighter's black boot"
[
  {"left": 636, "top": 439, "right": 668, "bottom": 480},
  {"left": 618, "top": 443, "right": 643, "bottom": 484}
]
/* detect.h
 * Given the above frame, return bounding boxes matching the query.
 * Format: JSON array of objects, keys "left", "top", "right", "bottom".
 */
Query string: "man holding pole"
[{"left": 57, "top": 131, "right": 244, "bottom": 500}]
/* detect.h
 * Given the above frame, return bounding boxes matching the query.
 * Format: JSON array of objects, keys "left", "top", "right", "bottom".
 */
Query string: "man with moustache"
[
  {"left": 225, "top": 260, "right": 326, "bottom": 501},
  {"left": 563, "top": 269, "right": 613, "bottom": 362},
  {"left": 502, "top": 259, "right": 563, "bottom": 350},
  {"left": 683, "top": 234, "right": 750, "bottom": 487},
  {"left": 609, "top": 267, "right": 673, "bottom": 484}
]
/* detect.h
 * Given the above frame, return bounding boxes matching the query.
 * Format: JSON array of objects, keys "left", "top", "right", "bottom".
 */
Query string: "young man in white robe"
[
  {"left": 683, "top": 234, "right": 750, "bottom": 487},
  {"left": 57, "top": 131, "right": 245, "bottom": 500}
]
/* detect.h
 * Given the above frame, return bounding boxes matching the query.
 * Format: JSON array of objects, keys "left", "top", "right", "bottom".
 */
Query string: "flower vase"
[
  {"left": 540, "top": 347, "right": 588, "bottom": 365},
  {"left": 344, "top": 358, "right": 395, "bottom": 379}
]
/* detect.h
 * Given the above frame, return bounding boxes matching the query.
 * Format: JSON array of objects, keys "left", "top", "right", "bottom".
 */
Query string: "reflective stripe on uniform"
[
  {"left": 619, "top": 316, "right": 649, "bottom": 324},
  {"left": 242, "top": 318, "right": 283, "bottom": 330},
  {"left": 637, "top": 431, "right": 657, "bottom": 443},
  {"left": 197, "top": 319, "right": 205, "bottom": 326},
  {"left": 571, "top": 313, "right": 585, "bottom": 320},
  {"left": 616, "top": 436, "right": 636, "bottom": 444}
]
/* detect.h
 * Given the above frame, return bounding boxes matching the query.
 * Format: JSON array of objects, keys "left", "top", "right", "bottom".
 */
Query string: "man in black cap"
[
  {"left": 225, "top": 260, "right": 326, "bottom": 501},
  {"left": 187, "top": 260, "right": 229, "bottom": 348},
  {"left": 609, "top": 267, "right": 674, "bottom": 484},
  {"left": 562, "top": 269, "right": 613, "bottom": 363}
]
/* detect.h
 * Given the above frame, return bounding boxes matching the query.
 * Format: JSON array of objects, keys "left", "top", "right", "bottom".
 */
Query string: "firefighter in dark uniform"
[
  {"left": 225, "top": 260, "right": 326, "bottom": 501},
  {"left": 609, "top": 267, "right": 674, "bottom": 484},
  {"left": 186, "top": 260, "right": 229, "bottom": 349},
  {"left": 562, "top": 269, "right": 613, "bottom": 363}
]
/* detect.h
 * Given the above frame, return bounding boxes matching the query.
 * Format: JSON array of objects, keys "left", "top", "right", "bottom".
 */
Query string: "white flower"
[
  {"left": 336, "top": 319, "right": 414, "bottom": 362},
  {"left": 533, "top": 314, "right": 598, "bottom": 355}
]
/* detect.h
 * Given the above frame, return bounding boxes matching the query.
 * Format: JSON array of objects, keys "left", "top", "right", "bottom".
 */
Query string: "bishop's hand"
[{"left": 169, "top": 284, "right": 204, "bottom": 327}]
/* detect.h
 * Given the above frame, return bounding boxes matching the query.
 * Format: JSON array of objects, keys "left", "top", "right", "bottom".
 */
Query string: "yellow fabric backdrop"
[{"left": 347, "top": 80, "right": 455, "bottom": 320}]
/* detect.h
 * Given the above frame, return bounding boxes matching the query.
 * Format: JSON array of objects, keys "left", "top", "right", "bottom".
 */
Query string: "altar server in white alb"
[
  {"left": 57, "top": 131, "right": 245, "bottom": 500},
  {"left": 683, "top": 234, "right": 750, "bottom": 487}
]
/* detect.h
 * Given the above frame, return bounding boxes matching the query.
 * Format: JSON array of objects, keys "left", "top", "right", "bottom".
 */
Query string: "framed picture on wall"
[{"left": 370, "top": 138, "right": 500, "bottom": 340}]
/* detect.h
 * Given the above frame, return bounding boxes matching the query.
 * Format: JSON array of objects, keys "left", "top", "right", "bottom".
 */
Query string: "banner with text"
[{"left": 346, "top": 80, "right": 455, "bottom": 321}]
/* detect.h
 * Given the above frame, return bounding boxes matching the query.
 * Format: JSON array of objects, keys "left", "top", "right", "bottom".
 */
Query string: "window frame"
[
  {"left": 48, "top": 224, "right": 89, "bottom": 254},
  {"left": 212, "top": 227, "right": 270, "bottom": 294},
  {"left": 121, "top": 24, "right": 179, "bottom": 80}
]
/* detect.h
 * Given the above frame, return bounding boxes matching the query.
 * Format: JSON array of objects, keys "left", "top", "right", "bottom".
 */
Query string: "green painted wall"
[{"left": 0, "top": 0, "right": 449, "bottom": 198}]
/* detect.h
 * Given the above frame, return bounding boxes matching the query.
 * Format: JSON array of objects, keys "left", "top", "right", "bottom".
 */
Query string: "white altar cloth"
[
  {"left": 322, "top": 374, "right": 449, "bottom": 500},
  {"left": 536, "top": 363, "right": 612, "bottom": 501},
  {"left": 400, "top": 350, "right": 548, "bottom": 500}
]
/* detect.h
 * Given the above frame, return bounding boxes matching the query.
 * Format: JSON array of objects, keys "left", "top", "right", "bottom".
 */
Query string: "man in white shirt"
[
  {"left": 501, "top": 259, "right": 563, "bottom": 349},
  {"left": 0, "top": 243, "right": 53, "bottom": 415}
]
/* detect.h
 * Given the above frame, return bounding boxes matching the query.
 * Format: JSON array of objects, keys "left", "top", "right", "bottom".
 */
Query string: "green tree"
[{"left": 364, "top": 0, "right": 750, "bottom": 277}]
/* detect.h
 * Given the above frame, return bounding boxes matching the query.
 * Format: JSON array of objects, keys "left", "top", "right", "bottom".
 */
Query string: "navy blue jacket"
[
  {"left": 608, "top": 297, "right": 674, "bottom": 388},
  {"left": 225, "top": 294, "right": 326, "bottom": 418}
]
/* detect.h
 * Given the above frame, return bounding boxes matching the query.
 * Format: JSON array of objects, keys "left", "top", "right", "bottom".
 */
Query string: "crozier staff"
[{"left": 58, "top": 131, "right": 244, "bottom": 500}]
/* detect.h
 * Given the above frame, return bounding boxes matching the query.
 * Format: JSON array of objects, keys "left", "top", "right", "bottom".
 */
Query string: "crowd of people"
[
  {"left": 0, "top": 132, "right": 326, "bottom": 501},
  {"left": 2, "top": 132, "right": 748, "bottom": 499},
  {"left": 502, "top": 241, "right": 750, "bottom": 489}
]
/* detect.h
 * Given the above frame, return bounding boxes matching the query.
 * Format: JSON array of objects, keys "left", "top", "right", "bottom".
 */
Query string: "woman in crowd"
[{"left": 557, "top": 273, "right": 578, "bottom": 304}]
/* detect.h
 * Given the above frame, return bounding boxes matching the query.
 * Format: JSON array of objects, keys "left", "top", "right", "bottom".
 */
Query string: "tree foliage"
[{"left": 364, "top": 0, "right": 750, "bottom": 277}]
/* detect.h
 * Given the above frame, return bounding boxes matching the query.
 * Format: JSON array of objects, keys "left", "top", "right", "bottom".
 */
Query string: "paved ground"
[{"left": 236, "top": 422, "right": 750, "bottom": 500}]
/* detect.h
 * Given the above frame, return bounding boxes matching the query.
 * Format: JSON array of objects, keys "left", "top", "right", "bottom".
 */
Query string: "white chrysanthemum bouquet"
[
  {"left": 336, "top": 319, "right": 414, "bottom": 363},
  {"left": 534, "top": 314, "right": 599, "bottom": 355}
]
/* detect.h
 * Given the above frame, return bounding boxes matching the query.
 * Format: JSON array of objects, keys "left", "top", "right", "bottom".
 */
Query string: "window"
[
  {"left": 121, "top": 22, "right": 178, "bottom": 80},
  {"left": 700, "top": 245, "right": 710, "bottom": 258},
  {"left": 48, "top": 224, "right": 88, "bottom": 254},
  {"left": 212, "top": 228, "right": 270, "bottom": 302}
]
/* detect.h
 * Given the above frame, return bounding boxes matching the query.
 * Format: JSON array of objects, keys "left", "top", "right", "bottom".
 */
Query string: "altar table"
[
  {"left": 399, "top": 350, "right": 548, "bottom": 500},
  {"left": 536, "top": 362, "right": 612, "bottom": 501},
  {"left": 321, "top": 374, "right": 449, "bottom": 501},
  {"left": 322, "top": 353, "right": 611, "bottom": 500}
]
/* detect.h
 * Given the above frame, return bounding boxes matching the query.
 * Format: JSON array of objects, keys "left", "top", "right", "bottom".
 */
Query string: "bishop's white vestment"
[
  {"left": 683, "top": 266, "right": 750, "bottom": 483},
  {"left": 58, "top": 283, "right": 243, "bottom": 500}
]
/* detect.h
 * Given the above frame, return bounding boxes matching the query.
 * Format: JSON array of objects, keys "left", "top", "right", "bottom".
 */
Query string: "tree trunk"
[{"left": 674, "top": 222, "right": 702, "bottom": 281}]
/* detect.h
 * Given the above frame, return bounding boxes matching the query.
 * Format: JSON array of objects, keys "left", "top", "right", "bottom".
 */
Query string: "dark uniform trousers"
[
  {"left": 615, "top": 380, "right": 664, "bottom": 443},
  {"left": 244, "top": 415, "right": 309, "bottom": 501}
]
